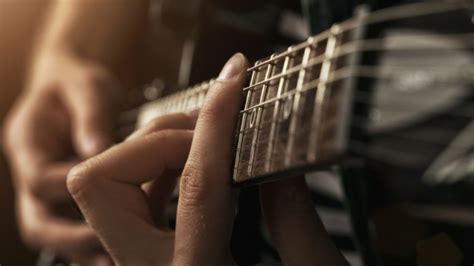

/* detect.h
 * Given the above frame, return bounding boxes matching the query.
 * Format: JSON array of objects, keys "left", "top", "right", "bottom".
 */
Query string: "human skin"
[{"left": 3, "top": 1, "right": 148, "bottom": 265}]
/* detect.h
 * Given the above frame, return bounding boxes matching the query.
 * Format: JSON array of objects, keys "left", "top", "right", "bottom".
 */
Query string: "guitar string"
[
  {"left": 119, "top": 66, "right": 473, "bottom": 136},
  {"left": 115, "top": 24, "right": 474, "bottom": 123},
  {"left": 116, "top": 3, "right": 473, "bottom": 169},
  {"left": 115, "top": 2, "right": 474, "bottom": 179},
  {"left": 123, "top": 31, "right": 474, "bottom": 124},
  {"left": 237, "top": 65, "right": 474, "bottom": 114},
  {"left": 57, "top": 2, "right": 471, "bottom": 242},
  {"left": 116, "top": 79, "right": 472, "bottom": 166},
  {"left": 129, "top": 1, "right": 472, "bottom": 118},
  {"left": 120, "top": 36, "right": 474, "bottom": 128}
]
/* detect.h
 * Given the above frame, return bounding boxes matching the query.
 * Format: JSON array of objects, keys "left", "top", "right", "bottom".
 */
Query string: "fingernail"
[{"left": 217, "top": 53, "right": 245, "bottom": 81}]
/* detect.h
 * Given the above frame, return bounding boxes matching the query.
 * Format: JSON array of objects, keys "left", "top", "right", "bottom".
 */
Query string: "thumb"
[{"left": 64, "top": 69, "right": 121, "bottom": 157}]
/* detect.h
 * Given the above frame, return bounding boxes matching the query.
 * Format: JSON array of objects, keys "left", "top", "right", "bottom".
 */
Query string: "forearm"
[{"left": 38, "top": 0, "right": 149, "bottom": 68}]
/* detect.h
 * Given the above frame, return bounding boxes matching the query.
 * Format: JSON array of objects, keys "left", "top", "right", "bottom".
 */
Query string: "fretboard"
[
  {"left": 137, "top": 80, "right": 214, "bottom": 127},
  {"left": 137, "top": 22, "right": 356, "bottom": 184}
]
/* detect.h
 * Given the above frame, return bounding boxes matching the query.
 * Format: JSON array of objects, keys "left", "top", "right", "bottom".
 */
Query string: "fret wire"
[
  {"left": 181, "top": 90, "right": 187, "bottom": 112},
  {"left": 233, "top": 61, "right": 260, "bottom": 180},
  {"left": 174, "top": 93, "right": 181, "bottom": 113},
  {"left": 189, "top": 89, "right": 194, "bottom": 108},
  {"left": 191, "top": 87, "right": 197, "bottom": 110},
  {"left": 176, "top": 93, "right": 182, "bottom": 112},
  {"left": 239, "top": 65, "right": 352, "bottom": 114},
  {"left": 197, "top": 84, "right": 206, "bottom": 107},
  {"left": 188, "top": 89, "right": 195, "bottom": 110},
  {"left": 265, "top": 49, "right": 292, "bottom": 172},
  {"left": 195, "top": 84, "right": 202, "bottom": 108},
  {"left": 284, "top": 40, "right": 313, "bottom": 166},
  {"left": 164, "top": 97, "right": 170, "bottom": 114},
  {"left": 193, "top": 88, "right": 200, "bottom": 109},
  {"left": 187, "top": 89, "right": 194, "bottom": 111},
  {"left": 188, "top": 88, "right": 196, "bottom": 110},
  {"left": 308, "top": 25, "right": 340, "bottom": 161},
  {"left": 175, "top": 92, "right": 182, "bottom": 113},
  {"left": 173, "top": 93, "right": 180, "bottom": 112},
  {"left": 171, "top": 93, "right": 177, "bottom": 112},
  {"left": 247, "top": 35, "right": 326, "bottom": 71},
  {"left": 183, "top": 89, "right": 190, "bottom": 112},
  {"left": 172, "top": 92, "right": 179, "bottom": 112},
  {"left": 247, "top": 1, "right": 462, "bottom": 72},
  {"left": 244, "top": 54, "right": 325, "bottom": 91},
  {"left": 247, "top": 55, "right": 276, "bottom": 176}
]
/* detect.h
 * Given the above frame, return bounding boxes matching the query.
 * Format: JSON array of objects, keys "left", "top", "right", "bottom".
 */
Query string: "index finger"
[{"left": 174, "top": 53, "right": 248, "bottom": 265}]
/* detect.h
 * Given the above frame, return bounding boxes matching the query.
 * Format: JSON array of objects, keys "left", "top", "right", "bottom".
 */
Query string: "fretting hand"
[{"left": 67, "top": 54, "right": 348, "bottom": 266}]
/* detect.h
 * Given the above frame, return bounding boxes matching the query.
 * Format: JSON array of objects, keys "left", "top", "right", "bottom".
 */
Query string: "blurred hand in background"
[{"left": 3, "top": 1, "right": 148, "bottom": 264}]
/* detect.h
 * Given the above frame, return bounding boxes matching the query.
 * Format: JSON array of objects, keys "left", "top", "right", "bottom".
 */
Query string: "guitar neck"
[
  {"left": 137, "top": 17, "right": 365, "bottom": 184},
  {"left": 137, "top": 80, "right": 214, "bottom": 127},
  {"left": 136, "top": 2, "right": 471, "bottom": 185},
  {"left": 137, "top": 24, "right": 357, "bottom": 185}
]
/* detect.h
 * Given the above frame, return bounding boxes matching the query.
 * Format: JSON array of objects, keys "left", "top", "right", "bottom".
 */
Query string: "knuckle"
[
  {"left": 3, "top": 112, "right": 17, "bottom": 144},
  {"left": 145, "top": 116, "right": 169, "bottom": 132},
  {"left": 179, "top": 164, "right": 211, "bottom": 211},
  {"left": 146, "top": 113, "right": 194, "bottom": 133},
  {"left": 23, "top": 167, "right": 48, "bottom": 199},
  {"left": 142, "top": 129, "right": 172, "bottom": 145},
  {"left": 66, "top": 163, "right": 96, "bottom": 199},
  {"left": 150, "top": 129, "right": 185, "bottom": 145},
  {"left": 18, "top": 215, "right": 41, "bottom": 250},
  {"left": 3, "top": 105, "right": 28, "bottom": 149}
]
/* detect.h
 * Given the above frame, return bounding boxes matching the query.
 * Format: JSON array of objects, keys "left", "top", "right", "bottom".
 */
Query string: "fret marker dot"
[{"left": 249, "top": 109, "right": 257, "bottom": 128}]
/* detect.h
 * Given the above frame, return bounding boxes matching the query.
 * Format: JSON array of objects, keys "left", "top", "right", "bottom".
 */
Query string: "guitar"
[
  {"left": 133, "top": 2, "right": 473, "bottom": 185},
  {"left": 39, "top": 1, "right": 474, "bottom": 265},
  {"left": 130, "top": 2, "right": 474, "bottom": 264}
]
